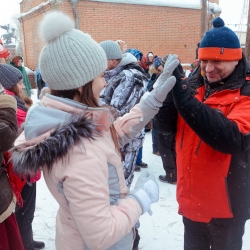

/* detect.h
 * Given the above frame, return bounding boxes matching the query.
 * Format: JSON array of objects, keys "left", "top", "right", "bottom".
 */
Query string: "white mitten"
[
  {"left": 30, "top": 89, "right": 35, "bottom": 95},
  {"left": 128, "top": 171, "right": 159, "bottom": 215}
]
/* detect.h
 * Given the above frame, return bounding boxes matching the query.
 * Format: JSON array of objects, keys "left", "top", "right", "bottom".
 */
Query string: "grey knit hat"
[
  {"left": 0, "top": 64, "right": 23, "bottom": 90},
  {"left": 99, "top": 40, "right": 122, "bottom": 60},
  {"left": 39, "top": 11, "right": 107, "bottom": 90}
]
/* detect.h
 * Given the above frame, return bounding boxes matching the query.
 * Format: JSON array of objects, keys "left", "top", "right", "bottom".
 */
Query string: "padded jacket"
[
  {"left": 11, "top": 94, "right": 157, "bottom": 250},
  {"left": 156, "top": 55, "right": 250, "bottom": 223}
]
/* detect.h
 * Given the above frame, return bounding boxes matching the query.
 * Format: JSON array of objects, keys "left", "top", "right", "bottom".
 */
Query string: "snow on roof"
[
  {"left": 20, "top": 1, "right": 50, "bottom": 18},
  {"left": 90, "top": 0, "right": 201, "bottom": 9}
]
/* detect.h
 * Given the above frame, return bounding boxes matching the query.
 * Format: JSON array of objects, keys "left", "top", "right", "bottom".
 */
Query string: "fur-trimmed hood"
[{"left": 11, "top": 94, "right": 114, "bottom": 176}]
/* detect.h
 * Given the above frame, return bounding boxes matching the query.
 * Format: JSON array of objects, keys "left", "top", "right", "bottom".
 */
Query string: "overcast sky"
[{"left": 0, "top": 0, "right": 248, "bottom": 34}]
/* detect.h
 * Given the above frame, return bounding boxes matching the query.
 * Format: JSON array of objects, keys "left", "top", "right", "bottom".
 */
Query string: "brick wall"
[{"left": 20, "top": 0, "right": 219, "bottom": 69}]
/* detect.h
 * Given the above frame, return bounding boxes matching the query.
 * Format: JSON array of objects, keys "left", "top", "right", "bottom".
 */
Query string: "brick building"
[{"left": 19, "top": 0, "right": 219, "bottom": 70}]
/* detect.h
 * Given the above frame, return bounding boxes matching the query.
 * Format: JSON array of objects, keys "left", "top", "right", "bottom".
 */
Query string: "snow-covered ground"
[
  {"left": 30, "top": 90, "right": 250, "bottom": 250},
  {"left": 32, "top": 136, "right": 250, "bottom": 249}
]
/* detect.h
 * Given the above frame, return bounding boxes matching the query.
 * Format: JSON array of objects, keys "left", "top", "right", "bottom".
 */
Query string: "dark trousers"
[
  {"left": 15, "top": 182, "right": 36, "bottom": 250},
  {"left": 183, "top": 217, "right": 246, "bottom": 250},
  {"left": 152, "top": 120, "right": 159, "bottom": 153},
  {"left": 158, "top": 133, "right": 176, "bottom": 174}
]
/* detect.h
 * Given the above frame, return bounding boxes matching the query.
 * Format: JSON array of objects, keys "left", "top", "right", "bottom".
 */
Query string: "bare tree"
[
  {"left": 201, "top": 0, "right": 207, "bottom": 39},
  {"left": 10, "top": 13, "right": 22, "bottom": 55}
]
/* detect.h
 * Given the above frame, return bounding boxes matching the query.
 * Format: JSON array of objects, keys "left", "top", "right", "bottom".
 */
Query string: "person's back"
[{"left": 102, "top": 52, "right": 148, "bottom": 187}]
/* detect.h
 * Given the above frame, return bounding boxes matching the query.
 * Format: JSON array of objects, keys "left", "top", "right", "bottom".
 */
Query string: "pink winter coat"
[{"left": 12, "top": 94, "right": 157, "bottom": 250}]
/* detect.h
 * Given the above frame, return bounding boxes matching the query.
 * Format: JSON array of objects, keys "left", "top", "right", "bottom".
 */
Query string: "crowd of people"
[{"left": 0, "top": 10, "right": 250, "bottom": 250}]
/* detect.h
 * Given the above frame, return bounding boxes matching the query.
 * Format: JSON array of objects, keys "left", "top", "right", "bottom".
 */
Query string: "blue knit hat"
[
  {"left": 125, "top": 49, "right": 143, "bottom": 61},
  {"left": 199, "top": 17, "right": 242, "bottom": 61},
  {"left": 0, "top": 64, "right": 23, "bottom": 90},
  {"left": 153, "top": 56, "right": 162, "bottom": 68}
]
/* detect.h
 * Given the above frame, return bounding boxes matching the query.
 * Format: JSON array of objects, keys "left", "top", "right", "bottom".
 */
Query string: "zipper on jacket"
[{"left": 195, "top": 139, "right": 202, "bottom": 156}]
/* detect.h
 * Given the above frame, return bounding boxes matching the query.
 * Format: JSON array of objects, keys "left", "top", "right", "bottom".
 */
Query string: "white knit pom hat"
[{"left": 39, "top": 11, "right": 107, "bottom": 90}]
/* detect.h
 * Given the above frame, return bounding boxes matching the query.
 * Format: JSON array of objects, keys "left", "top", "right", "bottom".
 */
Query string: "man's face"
[
  {"left": 107, "top": 59, "right": 121, "bottom": 70},
  {"left": 200, "top": 60, "right": 239, "bottom": 82}
]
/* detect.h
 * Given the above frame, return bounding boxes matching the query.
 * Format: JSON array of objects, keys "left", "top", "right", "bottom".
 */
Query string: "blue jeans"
[{"left": 136, "top": 147, "right": 143, "bottom": 165}]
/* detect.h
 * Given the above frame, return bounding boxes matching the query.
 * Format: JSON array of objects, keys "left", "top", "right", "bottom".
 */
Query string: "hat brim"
[{"left": 198, "top": 47, "right": 242, "bottom": 61}]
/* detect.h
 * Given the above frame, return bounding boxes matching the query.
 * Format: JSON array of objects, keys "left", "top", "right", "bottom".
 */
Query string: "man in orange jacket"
[{"left": 157, "top": 17, "right": 250, "bottom": 249}]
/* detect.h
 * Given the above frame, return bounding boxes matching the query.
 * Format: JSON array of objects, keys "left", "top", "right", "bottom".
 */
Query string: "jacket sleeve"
[
  {"left": 153, "top": 91, "right": 178, "bottom": 134},
  {"left": 114, "top": 102, "right": 158, "bottom": 148},
  {"left": 0, "top": 95, "right": 18, "bottom": 155},
  {"left": 62, "top": 142, "right": 142, "bottom": 250},
  {"left": 172, "top": 78, "right": 250, "bottom": 154}
]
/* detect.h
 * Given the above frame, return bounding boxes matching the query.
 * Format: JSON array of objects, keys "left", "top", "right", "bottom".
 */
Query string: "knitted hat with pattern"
[
  {"left": 100, "top": 40, "right": 122, "bottom": 60},
  {"left": 199, "top": 17, "right": 242, "bottom": 61},
  {"left": 125, "top": 49, "right": 143, "bottom": 62},
  {"left": 0, "top": 64, "right": 23, "bottom": 90},
  {"left": 153, "top": 56, "right": 162, "bottom": 69},
  {"left": 39, "top": 11, "right": 107, "bottom": 90}
]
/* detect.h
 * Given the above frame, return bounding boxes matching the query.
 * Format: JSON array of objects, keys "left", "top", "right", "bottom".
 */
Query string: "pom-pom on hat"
[
  {"left": 0, "top": 64, "right": 23, "bottom": 90},
  {"left": 39, "top": 11, "right": 107, "bottom": 90},
  {"left": 198, "top": 17, "right": 242, "bottom": 61},
  {"left": 99, "top": 40, "right": 122, "bottom": 60}
]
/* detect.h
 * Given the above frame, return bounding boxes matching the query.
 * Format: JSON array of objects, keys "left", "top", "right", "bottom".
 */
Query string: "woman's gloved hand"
[
  {"left": 140, "top": 54, "right": 179, "bottom": 110},
  {"left": 128, "top": 171, "right": 159, "bottom": 215}
]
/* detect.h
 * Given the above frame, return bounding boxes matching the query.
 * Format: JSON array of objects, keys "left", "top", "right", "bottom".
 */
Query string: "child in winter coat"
[{"left": 11, "top": 11, "right": 179, "bottom": 250}]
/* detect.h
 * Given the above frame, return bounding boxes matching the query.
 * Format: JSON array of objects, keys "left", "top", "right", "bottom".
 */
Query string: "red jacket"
[
  {"left": 5, "top": 89, "right": 26, "bottom": 127},
  {"left": 156, "top": 55, "right": 250, "bottom": 223},
  {"left": 176, "top": 85, "right": 250, "bottom": 222}
]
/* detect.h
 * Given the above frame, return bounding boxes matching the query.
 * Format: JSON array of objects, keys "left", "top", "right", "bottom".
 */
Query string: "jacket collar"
[
  {"left": 40, "top": 94, "right": 114, "bottom": 131},
  {"left": 189, "top": 54, "right": 250, "bottom": 95}
]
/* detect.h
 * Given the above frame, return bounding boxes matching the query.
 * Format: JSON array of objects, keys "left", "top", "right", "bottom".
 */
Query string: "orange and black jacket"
[{"left": 156, "top": 54, "right": 250, "bottom": 223}]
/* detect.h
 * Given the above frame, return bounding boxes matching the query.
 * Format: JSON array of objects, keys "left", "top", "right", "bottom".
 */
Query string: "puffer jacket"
[
  {"left": 102, "top": 53, "right": 149, "bottom": 187},
  {"left": 11, "top": 93, "right": 157, "bottom": 250},
  {"left": 156, "top": 54, "right": 250, "bottom": 224}
]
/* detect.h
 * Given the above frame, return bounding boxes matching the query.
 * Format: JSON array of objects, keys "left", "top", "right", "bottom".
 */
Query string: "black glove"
[{"left": 173, "top": 64, "right": 184, "bottom": 82}]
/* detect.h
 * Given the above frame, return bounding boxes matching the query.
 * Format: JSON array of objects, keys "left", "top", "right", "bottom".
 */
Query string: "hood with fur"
[{"left": 11, "top": 94, "right": 114, "bottom": 177}]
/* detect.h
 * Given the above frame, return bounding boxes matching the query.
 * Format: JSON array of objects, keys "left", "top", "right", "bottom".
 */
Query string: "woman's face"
[
  {"left": 17, "top": 80, "right": 25, "bottom": 94},
  {"left": 17, "top": 59, "right": 23, "bottom": 67},
  {"left": 148, "top": 56, "right": 153, "bottom": 62},
  {"left": 92, "top": 73, "right": 107, "bottom": 101}
]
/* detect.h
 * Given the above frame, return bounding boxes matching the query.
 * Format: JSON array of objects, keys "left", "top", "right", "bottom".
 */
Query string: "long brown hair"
[
  {"left": 51, "top": 82, "right": 120, "bottom": 153},
  {"left": 9, "top": 84, "right": 33, "bottom": 108}
]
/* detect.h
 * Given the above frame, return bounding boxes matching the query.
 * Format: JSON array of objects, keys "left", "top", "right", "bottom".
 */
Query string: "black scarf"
[{"left": 14, "top": 96, "right": 28, "bottom": 112}]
